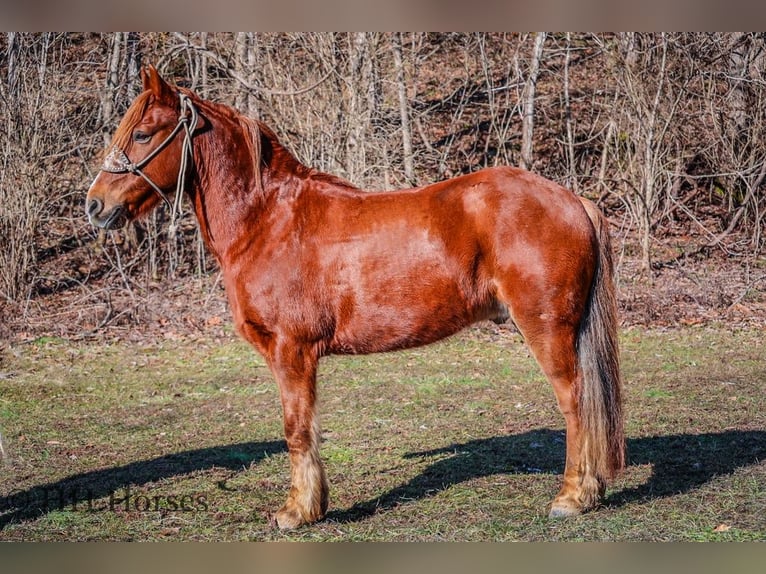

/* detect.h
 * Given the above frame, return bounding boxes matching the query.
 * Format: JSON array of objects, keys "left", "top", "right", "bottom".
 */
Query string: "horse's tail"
[{"left": 577, "top": 197, "right": 625, "bottom": 482}]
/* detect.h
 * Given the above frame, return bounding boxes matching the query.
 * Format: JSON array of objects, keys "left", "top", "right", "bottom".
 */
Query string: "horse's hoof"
[
  {"left": 274, "top": 505, "right": 306, "bottom": 530},
  {"left": 548, "top": 500, "right": 582, "bottom": 518}
]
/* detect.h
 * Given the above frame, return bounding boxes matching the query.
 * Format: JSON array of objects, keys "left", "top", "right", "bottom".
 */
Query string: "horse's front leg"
[{"left": 268, "top": 341, "right": 329, "bottom": 530}]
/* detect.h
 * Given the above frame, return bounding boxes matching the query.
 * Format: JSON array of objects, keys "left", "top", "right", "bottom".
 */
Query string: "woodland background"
[{"left": 1, "top": 32, "right": 765, "bottom": 341}]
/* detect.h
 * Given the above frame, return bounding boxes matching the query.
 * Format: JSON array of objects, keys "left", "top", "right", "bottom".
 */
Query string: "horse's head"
[{"left": 86, "top": 65, "right": 203, "bottom": 229}]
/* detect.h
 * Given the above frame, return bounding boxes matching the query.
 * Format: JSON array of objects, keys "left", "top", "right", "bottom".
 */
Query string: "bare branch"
[{"left": 171, "top": 32, "right": 333, "bottom": 97}]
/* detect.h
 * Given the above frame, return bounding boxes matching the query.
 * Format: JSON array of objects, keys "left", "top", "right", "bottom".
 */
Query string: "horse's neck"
[{"left": 188, "top": 112, "right": 306, "bottom": 261}]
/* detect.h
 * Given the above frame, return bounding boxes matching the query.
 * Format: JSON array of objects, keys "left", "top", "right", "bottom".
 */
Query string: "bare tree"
[
  {"left": 234, "top": 32, "right": 259, "bottom": 119},
  {"left": 605, "top": 33, "right": 686, "bottom": 273},
  {"left": 636, "top": 33, "right": 669, "bottom": 273},
  {"left": 101, "top": 32, "right": 123, "bottom": 146},
  {"left": 392, "top": 32, "right": 415, "bottom": 185},
  {"left": 704, "top": 33, "right": 766, "bottom": 253},
  {"left": 345, "top": 33, "right": 371, "bottom": 184},
  {"left": 562, "top": 32, "right": 578, "bottom": 193},
  {"left": 5, "top": 32, "right": 766, "bottom": 324},
  {"left": 520, "top": 32, "right": 546, "bottom": 170},
  {"left": 0, "top": 32, "right": 39, "bottom": 303},
  {"left": 0, "top": 33, "right": 88, "bottom": 303}
]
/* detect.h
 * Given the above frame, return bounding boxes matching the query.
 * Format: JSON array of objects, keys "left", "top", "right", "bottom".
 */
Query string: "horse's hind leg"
[
  {"left": 266, "top": 341, "right": 329, "bottom": 529},
  {"left": 544, "top": 340, "right": 604, "bottom": 517},
  {"left": 507, "top": 312, "right": 603, "bottom": 516}
]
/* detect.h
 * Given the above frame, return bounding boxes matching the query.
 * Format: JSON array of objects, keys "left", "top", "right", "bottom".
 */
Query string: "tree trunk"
[
  {"left": 563, "top": 32, "right": 578, "bottom": 193},
  {"left": 638, "top": 33, "right": 668, "bottom": 274},
  {"left": 345, "top": 32, "right": 371, "bottom": 184},
  {"left": 126, "top": 32, "right": 141, "bottom": 101},
  {"left": 235, "top": 32, "right": 258, "bottom": 118},
  {"left": 392, "top": 32, "right": 414, "bottom": 186},
  {"left": 726, "top": 32, "right": 750, "bottom": 148},
  {"left": 520, "top": 32, "right": 546, "bottom": 170},
  {"left": 102, "top": 32, "right": 123, "bottom": 147}
]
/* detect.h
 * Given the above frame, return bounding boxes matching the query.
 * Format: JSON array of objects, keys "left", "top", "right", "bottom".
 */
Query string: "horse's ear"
[{"left": 141, "top": 64, "right": 176, "bottom": 104}]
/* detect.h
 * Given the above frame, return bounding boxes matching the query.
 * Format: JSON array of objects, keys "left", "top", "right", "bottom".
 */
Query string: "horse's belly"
[
  {"left": 328, "top": 311, "right": 466, "bottom": 354},
  {"left": 318, "top": 223, "right": 498, "bottom": 355},
  {"left": 326, "top": 278, "right": 500, "bottom": 355}
]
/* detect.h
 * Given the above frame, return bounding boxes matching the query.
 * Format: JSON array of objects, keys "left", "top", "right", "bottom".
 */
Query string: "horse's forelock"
[{"left": 110, "top": 91, "right": 153, "bottom": 151}]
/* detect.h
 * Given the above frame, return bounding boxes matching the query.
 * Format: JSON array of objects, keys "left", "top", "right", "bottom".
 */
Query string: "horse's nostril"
[{"left": 86, "top": 198, "right": 103, "bottom": 218}]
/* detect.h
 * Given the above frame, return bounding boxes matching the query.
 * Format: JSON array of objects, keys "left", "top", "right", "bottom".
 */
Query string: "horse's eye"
[{"left": 133, "top": 131, "right": 151, "bottom": 143}]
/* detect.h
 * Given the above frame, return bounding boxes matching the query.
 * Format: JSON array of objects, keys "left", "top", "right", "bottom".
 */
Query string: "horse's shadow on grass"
[
  {"left": 0, "top": 440, "right": 285, "bottom": 529},
  {"left": 1, "top": 430, "right": 764, "bottom": 528},
  {"left": 327, "top": 429, "right": 766, "bottom": 523}
]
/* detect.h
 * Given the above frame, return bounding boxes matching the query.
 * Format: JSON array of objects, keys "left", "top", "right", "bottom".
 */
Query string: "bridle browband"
[{"left": 100, "top": 93, "right": 198, "bottom": 235}]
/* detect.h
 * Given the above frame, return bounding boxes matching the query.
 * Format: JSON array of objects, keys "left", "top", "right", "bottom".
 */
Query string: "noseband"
[{"left": 100, "top": 93, "right": 198, "bottom": 234}]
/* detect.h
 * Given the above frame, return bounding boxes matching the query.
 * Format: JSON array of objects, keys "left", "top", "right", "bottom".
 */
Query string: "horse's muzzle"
[{"left": 86, "top": 198, "right": 124, "bottom": 230}]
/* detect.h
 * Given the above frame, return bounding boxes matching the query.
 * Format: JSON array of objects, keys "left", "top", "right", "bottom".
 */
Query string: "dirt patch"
[{"left": 618, "top": 255, "right": 765, "bottom": 328}]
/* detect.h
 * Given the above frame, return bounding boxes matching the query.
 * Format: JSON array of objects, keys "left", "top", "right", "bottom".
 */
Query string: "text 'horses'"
[{"left": 86, "top": 65, "right": 624, "bottom": 530}]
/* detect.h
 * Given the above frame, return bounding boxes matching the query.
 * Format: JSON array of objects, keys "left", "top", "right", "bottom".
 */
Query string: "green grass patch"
[{"left": 0, "top": 325, "right": 764, "bottom": 540}]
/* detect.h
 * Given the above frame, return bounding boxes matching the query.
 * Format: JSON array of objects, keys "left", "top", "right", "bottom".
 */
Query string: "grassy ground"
[{"left": 0, "top": 324, "right": 764, "bottom": 541}]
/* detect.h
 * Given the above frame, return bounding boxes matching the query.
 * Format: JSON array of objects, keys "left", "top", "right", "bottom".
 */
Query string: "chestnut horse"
[{"left": 86, "top": 65, "right": 624, "bottom": 529}]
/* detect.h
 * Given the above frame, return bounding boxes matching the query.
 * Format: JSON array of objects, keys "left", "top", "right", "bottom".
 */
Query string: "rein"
[{"left": 100, "top": 93, "right": 198, "bottom": 236}]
